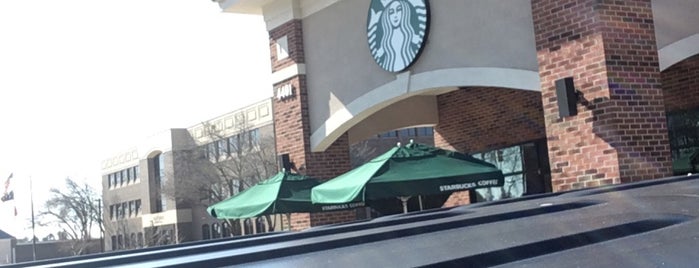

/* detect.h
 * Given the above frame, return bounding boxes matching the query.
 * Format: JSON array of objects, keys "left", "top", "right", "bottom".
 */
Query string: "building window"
[
  {"left": 217, "top": 140, "right": 228, "bottom": 158},
  {"left": 137, "top": 232, "right": 144, "bottom": 247},
  {"left": 667, "top": 109, "right": 699, "bottom": 175},
  {"left": 107, "top": 174, "right": 113, "bottom": 188},
  {"left": 126, "top": 168, "right": 131, "bottom": 184},
  {"left": 228, "top": 135, "right": 240, "bottom": 153},
  {"left": 117, "top": 235, "right": 123, "bottom": 250},
  {"left": 256, "top": 218, "right": 267, "bottom": 234},
  {"left": 212, "top": 223, "right": 221, "bottom": 239},
  {"left": 474, "top": 145, "right": 525, "bottom": 202},
  {"left": 124, "top": 233, "right": 130, "bottom": 249},
  {"left": 109, "top": 205, "right": 115, "bottom": 220},
  {"left": 398, "top": 128, "right": 415, "bottom": 137},
  {"left": 115, "top": 204, "right": 122, "bottom": 219},
  {"left": 163, "top": 230, "right": 173, "bottom": 245},
  {"left": 134, "top": 166, "right": 140, "bottom": 182},
  {"left": 129, "top": 201, "right": 135, "bottom": 217},
  {"left": 152, "top": 153, "right": 167, "bottom": 212},
  {"left": 222, "top": 222, "right": 231, "bottom": 237},
  {"left": 243, "top": 219, "right": 253, "bottom": 235},
  {"left": 202, "top": 224, "right": 210, "bottom": 240},
  {"left": 135, "top": 199, "right": 141, "bottom": 216},
  {"left": 379, "top": 131, "right": 398, "bottom": 138},
  {"left": 111, "top": 236, "right": 117, "bottom": 250},
  {"left": 116, "top": 171, "right": 122, "bottom": 187},
  {"left": 207, "top": 142, "right": 218, "bottom": 162},
  {"left": 417, "top": 127, "right": 434, "bottom": 136},
  {"left": 249, "top": 128, "right": 260, "bottom": 145}
]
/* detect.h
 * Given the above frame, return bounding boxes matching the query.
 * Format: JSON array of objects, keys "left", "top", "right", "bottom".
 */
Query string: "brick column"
[
  {"left": 269, "top": 20, "right": 354, "bottom": 230},
  {"left": 532, "top": 0, "right": 672, "bottom": 191}
]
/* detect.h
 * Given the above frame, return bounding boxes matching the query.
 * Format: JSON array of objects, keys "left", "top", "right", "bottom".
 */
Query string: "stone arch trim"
[
  {"left": 310, "top": 67, "right": 541, "bottom": 152},
  {"left": 659, "top": 33, "right": 699, "bottom": 71},
  {"left": 146, "top": 150, "right": 163, "bottom": 159}
]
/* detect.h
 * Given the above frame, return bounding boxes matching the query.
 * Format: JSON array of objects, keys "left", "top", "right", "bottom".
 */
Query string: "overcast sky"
[{"left": 0, "top": 0, "right": 272, "bottom": 238}]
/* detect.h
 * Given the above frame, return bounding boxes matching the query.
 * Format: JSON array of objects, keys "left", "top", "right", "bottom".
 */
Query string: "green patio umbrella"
[
  {"left": 311, "top": 141, "right": 504, "bottom": 213},
  {"left": 207, "top": 171, "right": 364, "bottom": 220}
]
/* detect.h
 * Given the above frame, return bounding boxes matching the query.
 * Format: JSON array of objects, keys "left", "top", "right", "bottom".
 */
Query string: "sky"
[{"left": 0, "top": 0, "right": 272, "bottom": 239}]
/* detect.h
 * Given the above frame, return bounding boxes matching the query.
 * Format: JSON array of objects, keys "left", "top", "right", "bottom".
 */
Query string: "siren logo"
[{"left": 367, "top": 0, "right": 429, "bottom": 73}]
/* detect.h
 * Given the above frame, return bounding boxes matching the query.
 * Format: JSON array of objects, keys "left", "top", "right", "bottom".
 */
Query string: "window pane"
[
  {"left": 208, "top": 143, "right": 217, "bottom": 162},
  {"left": 380, "top": 131, "right": 397, "bottom": 138},
  {"left": 217, "top": 140, "right": 228, "bottom": 157},
  {"left": 202, "top": 224, "right": 211, "bottom": 240},
  {"left": 212, "top": 223, "right": 221, "bottom": 239},
  {"left": 222, "top": 222, "right": 231, "bottom": 237},
  {"left": 116, "top": 172, "right": 122, "bottom": 186},
  {"left": 418, "top": 127, "right": 434, "bottom": 136},
  {"left": 500, "top": 146, "right": 523, "bottom": 174},
  {"left": 135, "top": 199, "right": 141, "bottom": 215},
  {"left": 134, "top": 166, "right": 140, "bottom": 180},
  {"left": 667, "top": 109, "right": 699, "bottom": 175},
  {"left": 249, "top": 128, "right": 260, "bottom": 143},
  {"left": 398, "top": 128, "right": 413, "bottom": 138},
  {"left": 137, "top": 232, "right": 144, "bottom": 247},
  {"left": 158, "top": 154, "right": 166, "bottom": 177},
  {"left": 476, "top": 174, "right": 524, "bottom": 202},
  {"left": 129, "top": 201, "right": 135, "bottom": 217},
  {"left": 480, "top": 146, "right": 522, "bottom": 174}
]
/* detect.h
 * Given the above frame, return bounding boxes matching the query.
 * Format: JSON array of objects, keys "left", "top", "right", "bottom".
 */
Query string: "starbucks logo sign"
[{"left": 367, "top": 0, "right": 429, "bottom": 73}]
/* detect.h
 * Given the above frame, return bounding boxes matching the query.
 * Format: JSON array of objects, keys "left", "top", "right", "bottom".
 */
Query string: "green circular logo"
[{"left": 367, "top": 0, "right": 429, "bottom": 73}]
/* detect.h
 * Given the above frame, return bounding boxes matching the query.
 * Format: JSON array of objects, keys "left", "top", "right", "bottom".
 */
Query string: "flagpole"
[{"left": 29, "top": 176, "right": 36, "bottom": 261}]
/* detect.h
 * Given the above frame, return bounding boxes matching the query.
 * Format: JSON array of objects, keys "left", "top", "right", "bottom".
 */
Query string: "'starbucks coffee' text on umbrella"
[
  {"left": 207, "top": 171, "right": 363, "bottom": 220},
  {"left": 311, "top": 142, "right": 505, "bottom": 207}
]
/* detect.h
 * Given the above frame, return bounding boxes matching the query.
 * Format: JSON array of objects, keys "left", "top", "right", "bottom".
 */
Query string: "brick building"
[
  {"left": 100, "top": 98, "right": 279, "bottom": 251},
  {"left": 213, "top": 0, "right": 699, "bottom": 230}
]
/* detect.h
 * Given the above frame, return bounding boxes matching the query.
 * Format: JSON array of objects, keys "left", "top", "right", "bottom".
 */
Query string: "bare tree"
[
  {"left": 39, "top": 178, "right": 101, "bottom": 256},
  {"left": 166, "top": 116, "right": 279, "bottom": 235}
]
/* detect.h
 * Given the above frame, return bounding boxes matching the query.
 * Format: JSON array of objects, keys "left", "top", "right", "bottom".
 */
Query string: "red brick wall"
[
  {"left": 662, "top": 54, "right": 699, "bottom": 112},
  {"left": 434, "top": 87, "right": 546, "bottom": 206},
  {"left": 269, "top": 20, "right": 354, "bottom": 230},
  {"left": 434, "top": 87, "right": 546, "bottom": 152},
  {"left": 311, "top": 210, "right": 357, "bottom": 227},
  {"left": 532, "top": 0, "right": 672, "bottom": 191},
  {"left": 269, "top": 19, "right": 305, "bottom": 71}
]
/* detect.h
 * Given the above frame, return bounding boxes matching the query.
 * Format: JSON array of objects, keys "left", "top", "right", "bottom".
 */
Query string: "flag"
[{"left": 1, "top": 173, "right": 13, "bottom": 202}]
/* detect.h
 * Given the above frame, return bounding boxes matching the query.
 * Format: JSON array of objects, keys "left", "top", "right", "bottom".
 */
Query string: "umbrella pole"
[
  {"left": 419, "top": 195, "right": 423, "bottom": 211},
  {"left": 398, "top": 196, "right": 412, "bottom": 214}
]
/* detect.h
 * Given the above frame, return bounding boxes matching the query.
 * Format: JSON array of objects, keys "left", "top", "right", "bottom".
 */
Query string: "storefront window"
[
  {"left": 474, "top": 145, "right": 525, "bottom": 202},
  {"left": 667, "top": 109, "right": 699, "bottom": 175}
]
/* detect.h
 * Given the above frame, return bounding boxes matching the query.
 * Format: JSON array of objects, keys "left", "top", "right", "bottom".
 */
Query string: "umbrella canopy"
[
  {"left": 311, "top": 142, "right": 505, "bottom": 204},
  {"left": 207, "top": 172, "right": 363, "bottom": 219}
]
